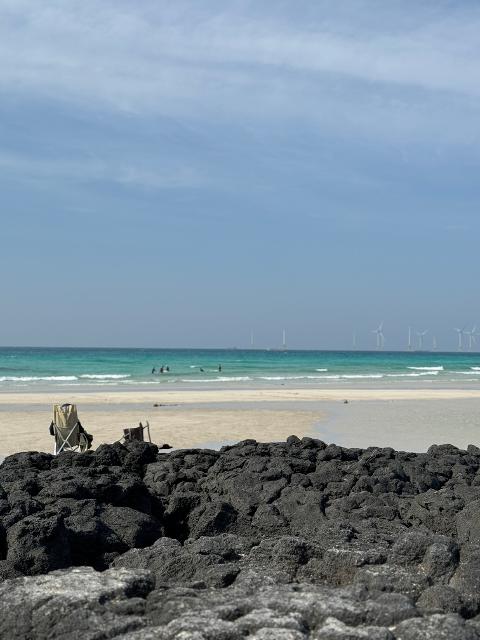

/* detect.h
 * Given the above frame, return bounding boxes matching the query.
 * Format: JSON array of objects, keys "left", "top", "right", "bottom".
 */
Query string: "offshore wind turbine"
[
  {"left": 282, "top": 329, "right": 287, "bottom": 350},
  {"left": 474, "top": 327, "right": 480, "bottom": 351},
  {"left": 250, "top": 330, "right": 255, "bottom": 349},
  {"left": 432, "top": 335, "right": 438, "bottom": 351},
  {"left": 417, "top": 329, "right": 428, "bottom": 351},
  {"left": 352, "top": 330, "right": 357, "bottom": 350},
  {"left": 372, "top": 322, "right": 385, "bottom": 350},
  {"left": 454, "top": 327, "right": 466, "bottom": 351},
  {"left": 466, "top": 326, "right": 478, "bottom": 351},
  {"left": 407, "top": 326, "right": 414, "bottom": 351}
]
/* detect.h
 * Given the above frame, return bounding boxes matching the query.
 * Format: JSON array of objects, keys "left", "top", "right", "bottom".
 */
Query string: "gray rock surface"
[{"left": 2, "top": 437, "right": 480, "bottom": 637}]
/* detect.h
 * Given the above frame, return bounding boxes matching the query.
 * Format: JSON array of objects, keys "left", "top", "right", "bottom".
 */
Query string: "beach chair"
[
  {"left": 122, "top": 421, "right": 151, "bottom": 443},
  {"left": 49, "top": 403, "right": 92, "bottom": 455}
]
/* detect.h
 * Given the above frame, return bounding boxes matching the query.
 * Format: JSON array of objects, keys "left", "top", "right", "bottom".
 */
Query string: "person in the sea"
[
  {"left": 200, "top": 367, "right": 204, "bottom": 372},
  {"left": 166, "top": 366, "right": 170, "bottom": 372},
  {"left": 160, "top": 366, "right": 164, "bottom": 374},
  {"left": 151, "top": 367, "right": 156, "bottom": 374},
  {"left": 218, "top": 364, "right": 222, "bottom": 372}
]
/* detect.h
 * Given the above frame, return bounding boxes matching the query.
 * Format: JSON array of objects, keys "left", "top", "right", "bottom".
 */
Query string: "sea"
[{"left": 1, "top": 347, "right": 480, "bottom": 392}]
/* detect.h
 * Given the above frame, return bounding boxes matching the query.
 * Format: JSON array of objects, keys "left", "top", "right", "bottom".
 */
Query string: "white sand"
[{"left": 1, "top": 387, "right": 480, "bottom": 456}]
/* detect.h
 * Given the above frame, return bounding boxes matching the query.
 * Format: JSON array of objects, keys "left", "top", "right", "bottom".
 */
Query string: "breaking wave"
[
  {"left": 79, "top": 374, "right": 130, "bottom": 379},
  {"left": 183, "top": 376, "right": 252, "bottom": 383},
  {"left": 0, "top": 376, "right": 78, "bottom": 382},
  {"left": 387, "top": 371, "right": 440, "bottom": 377}
]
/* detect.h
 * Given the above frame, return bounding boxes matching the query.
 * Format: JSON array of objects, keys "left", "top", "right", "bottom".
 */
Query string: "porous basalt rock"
[{"left": 2, "top": 437, "right": 480, "bottom": 637}]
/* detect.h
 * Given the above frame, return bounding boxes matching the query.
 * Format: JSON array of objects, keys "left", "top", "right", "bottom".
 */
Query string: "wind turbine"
[
  {"left": 466, "top": 326, "right": 478, "bottom": 351},
  {"left": 352, "top": 330, "right": 357, "bottom": 350},
  {"left": 417, "top": 329, "right": 428, "bottom": 351},
  {"left": 372, "top": 322, "right": 385, "bottom": 350},
  {"left": 282, "top": 329, "right": 287, "bottom": 350},
  {"left": 407, "top": 326, "right": 414, "bottom": 351},
  {"left": 432, "top": 336, "right": 438, "bottom": 351},
  {"left": 474, "top": 327, "right": 480, "bottom": 351},
  {"left": 454, "top": 327, "right": 466, "bottom": 351},
  {"left": 250, "top": 330, "right": 255, "bottom": 349}
]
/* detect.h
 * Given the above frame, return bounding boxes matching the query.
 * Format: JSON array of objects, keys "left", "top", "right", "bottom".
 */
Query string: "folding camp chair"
[
  {"left": 122, "top": 421, "right": 151, "bottom": 443},
  {"left": 50, "top": 403, "right": 92, "bottom": 455}
]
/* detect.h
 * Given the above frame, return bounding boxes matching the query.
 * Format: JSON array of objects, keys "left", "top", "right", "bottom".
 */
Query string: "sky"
[{"left": 1, "top": 0, "right": 480, "bottom": 350}]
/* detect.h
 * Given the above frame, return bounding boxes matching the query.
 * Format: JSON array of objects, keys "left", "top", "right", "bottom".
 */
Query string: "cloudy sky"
[{"left": 1, "top": 0, "right": 479, "bottom": 349}]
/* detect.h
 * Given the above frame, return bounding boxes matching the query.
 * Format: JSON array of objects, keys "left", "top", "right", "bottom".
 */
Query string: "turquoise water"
[{"left": 1, "top": 347, "right": 480, "bottom": 391}]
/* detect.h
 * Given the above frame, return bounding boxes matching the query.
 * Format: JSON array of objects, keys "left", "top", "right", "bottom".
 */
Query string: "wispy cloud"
[
  {"left": 0, "top": 1, "right": 479, "bottom": 142},
  {"left": 0, "top": 150, "right": 207, "bottom": 190}
]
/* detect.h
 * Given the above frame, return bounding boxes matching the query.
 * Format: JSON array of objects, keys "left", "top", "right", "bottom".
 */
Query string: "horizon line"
[{"left": 0, "top": 345, "right": 476, "bottom": 355}]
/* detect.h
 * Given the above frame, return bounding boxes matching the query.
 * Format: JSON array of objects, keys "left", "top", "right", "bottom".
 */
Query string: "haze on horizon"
[{"left": 1, "top": 1, "right": 479, "bottom": 351}]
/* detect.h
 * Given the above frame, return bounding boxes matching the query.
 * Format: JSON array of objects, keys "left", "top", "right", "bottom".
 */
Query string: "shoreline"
[{"left": 3, "top": 386, "right": 480, "bottom": 404}]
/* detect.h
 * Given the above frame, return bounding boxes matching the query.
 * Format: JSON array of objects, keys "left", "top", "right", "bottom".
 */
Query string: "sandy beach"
[{"left": 1, "top": 386, "right": 480, "bottom": 457}]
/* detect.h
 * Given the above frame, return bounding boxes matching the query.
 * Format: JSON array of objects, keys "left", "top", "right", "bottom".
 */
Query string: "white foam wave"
[
  {"left": 121, "top": 380, "right": 162, "bottom": 384},
  {"left": 341, "top": 374, "right": 383, "bottom": 379},
  {"left": 453, "top": 371, "right": 480, "bottom": 375},
  {"left": 408, "top": 366, "right": 444, "bottom": 371},
  {"left": 260, "top": 376, "right": 306, "bottom": 381},
  {"left": 315, "top": 368, "right": 328, "bottom": 372},
  {"left": 471, "top": 367, "right": 480, "bottom": 371},
  {"left": 0, "top": 375, "right": 78, "bottom": 382},
  {"left": 387, "top": 371, "right": 439, "bottom": 377},
  {"left": 80, "top": 374, "right": 130, "bottom": 379},
  {"left": 260, "top": 375, "right": 343, "bottom": 380},
  {"left": 184, "top": 376, "right": 252, "bottom": 383}
]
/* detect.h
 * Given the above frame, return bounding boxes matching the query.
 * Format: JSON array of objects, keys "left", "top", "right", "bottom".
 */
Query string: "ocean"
[{"left": 1, "top": 347, "right": 480, "bottom": 392}]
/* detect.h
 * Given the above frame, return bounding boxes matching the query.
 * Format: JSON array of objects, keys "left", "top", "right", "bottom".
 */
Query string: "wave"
[
  {"left": 120, "top": 380, "right": 162, "bottom": 385},
  {"left": 260, "top": 375, "right": 342, "bottom": 380},
  {"left": 315, "top": 368, "right": 328, "bottom": 372},
  {"left": 341, "top": 374, "right": 383, "bottom": 379},
  {"left": 182, "top": 376, "right": 252, "bottom": 383},
  {"left": 0, "top": 375, "right": 78, "bottom": 382},
  {"left": 387, "top": 371, "right": 439, "bottom": 377},
  {"left": 79, "top": 374, "right": 130, "bottom": 379},
  {"left": 407, "top": 366, "right": 444, "bottom": 371},
  {"left": 260, "top": 375, "right": 307, "bottom": 381},
  {"left": 259, "top": 374, "right": 386, "bottom": 381},
  {"left": 471, "top": 367, "right": 480, "bottom": 371},
  {"left": 453, "top": 371, "right": 480, "bottom": 375}
]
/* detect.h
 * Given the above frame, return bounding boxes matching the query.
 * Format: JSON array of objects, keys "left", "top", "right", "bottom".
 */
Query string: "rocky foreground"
[{"left": 2, "top": 437, "right": 480, "bottom": 639}]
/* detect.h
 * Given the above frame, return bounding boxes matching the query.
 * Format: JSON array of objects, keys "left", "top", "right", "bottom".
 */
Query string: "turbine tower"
[
  {"left": 432, "top": 335, "right": 438, "bottom": 351},
  {"left": 372, "top": 322, "right": 385, "bottom": 350},
  {"left": 466, "top": 326, "right": 478, "bottom": 351},
  {"left": 474, "top": 327, "right": 480, "bottom": 351},
  {"left": 282, "top": 329, "right": 287, "bottom": 350},
  {"left": 407, "top": 326, "right": 414, "bottom": 351},
  {"left": 250, "top": 330, "right": 254, "bottom": 349},
  {"left": 352, "top": 330, "right": 357, "bottom": 350},
  {"left": 417, "top": 329, "right": 428, "bottom": 351},
  {"left": 454, "top": 327, "right": 466, "bottom": 351}
]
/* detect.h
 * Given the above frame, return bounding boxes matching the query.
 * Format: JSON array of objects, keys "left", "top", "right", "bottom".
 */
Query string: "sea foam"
[
  {"left": 79, "top": 374, "right": 130, "bottom": 379},
  {"left": 0, "top": 376, "right": 78, "bottom": 382}
]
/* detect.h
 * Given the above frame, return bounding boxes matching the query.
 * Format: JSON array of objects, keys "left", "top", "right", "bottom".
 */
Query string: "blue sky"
[{"left": 1, "top": 0, "right": 480, "bottom": 349}]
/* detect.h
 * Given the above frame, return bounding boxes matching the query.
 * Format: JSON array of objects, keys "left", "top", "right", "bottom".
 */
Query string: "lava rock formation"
[{"left": 2, "top": 436, "right": 480, "bottom": 638}]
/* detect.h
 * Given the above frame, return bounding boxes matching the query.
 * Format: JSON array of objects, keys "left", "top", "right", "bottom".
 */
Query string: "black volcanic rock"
[{"left": 2, "top": 438, "right": 480, "bottom": 637}]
